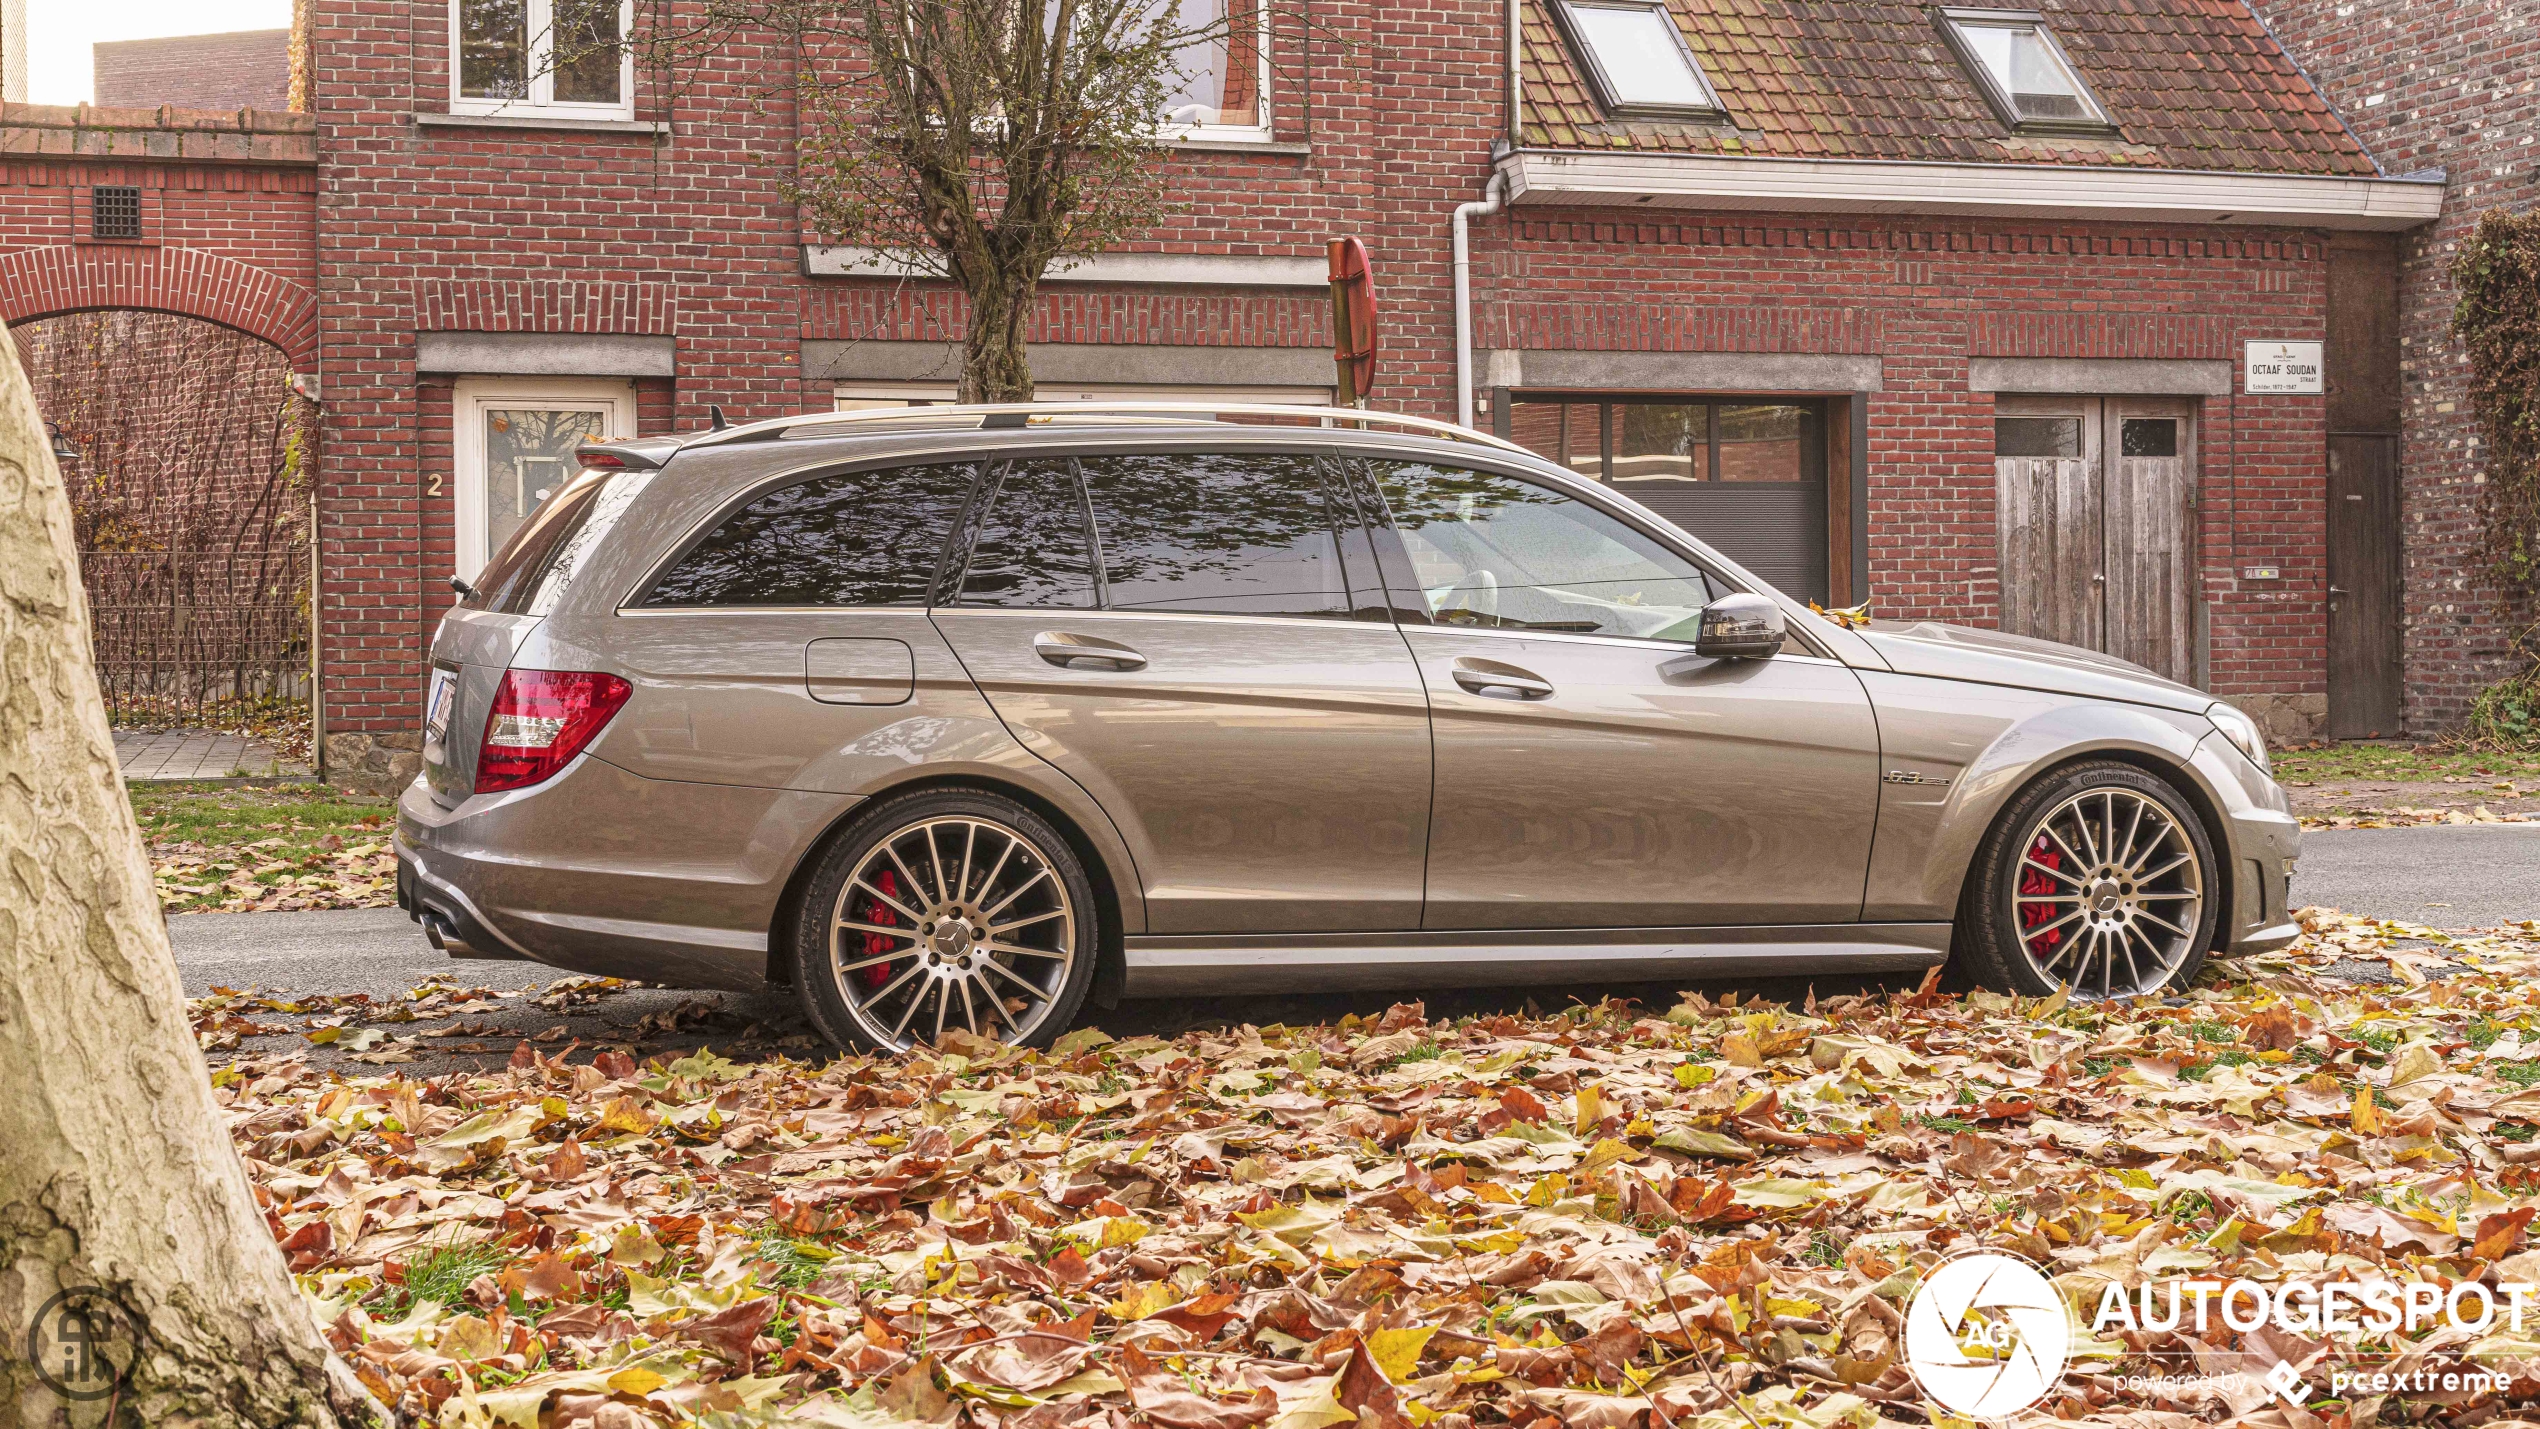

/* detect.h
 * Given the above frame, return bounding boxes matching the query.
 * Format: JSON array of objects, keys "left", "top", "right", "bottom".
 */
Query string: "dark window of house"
[
  {"left": 1503, "top": 396, "right": 1829, "bottom": 600},
  {"left": 644, "top": 463, "right": 976, "bottom": 607},
  {"left": 458, "top": 0, "right": 529, "bottom": 99},
  {"left": 957, "top": 460, "right": 1096, "bottom": 608},
  {"left": 552, "top": 0, "right": 625, "bottom": 105},
  {"left": 91, "top": 187, "right": 141, "bottom": 241},
  {"left": 2121, "top": 418, "right": 2179, "bottom": 457},
  {"left": 1079, "top": 453, "right": 1352, "bottom": 619},
  {"left": 1996, "top": 417, "right": 2081, "bottom": 458}
]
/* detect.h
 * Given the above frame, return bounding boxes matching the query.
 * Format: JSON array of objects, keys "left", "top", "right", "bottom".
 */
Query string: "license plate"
[{"left": 423, "top": 667, "right": 458, "bottom": 759}]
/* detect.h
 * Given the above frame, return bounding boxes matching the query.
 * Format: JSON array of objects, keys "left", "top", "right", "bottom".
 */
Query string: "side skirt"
[{"left": 1120, "top": 923, "right": 1952, "bottom": 997}]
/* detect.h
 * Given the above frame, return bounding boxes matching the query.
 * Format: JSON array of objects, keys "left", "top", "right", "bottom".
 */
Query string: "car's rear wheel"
[
  {"left": 1952, "top": 761, "right": 2218, "bottom": 999},
  {"left": 793, "top": 789, "right": 1098, "bottom": 1052}
]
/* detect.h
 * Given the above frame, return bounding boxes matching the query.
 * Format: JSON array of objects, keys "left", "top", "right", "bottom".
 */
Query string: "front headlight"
[{"left": 2207, "top": 702, "right": 2270, "bottom": 773}]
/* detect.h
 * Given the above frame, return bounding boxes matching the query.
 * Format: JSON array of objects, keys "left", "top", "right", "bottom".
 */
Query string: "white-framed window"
[
  {"left": 1550, "top": 0, "right": 1723, "bottom": 121},
  {"left": 1160, "top": 0, "right": 1272, "bottom": 142},
  {"left": 452, "top": 0, "right": 636, "bottom": 120},
  {"left": 454, "top": 378, "right": 636, "bottom": 578},
  {"left": 1939, "top": 8, "right": 2109, "bottom": 130}
]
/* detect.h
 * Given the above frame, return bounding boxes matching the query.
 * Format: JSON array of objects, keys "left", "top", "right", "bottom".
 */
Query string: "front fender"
[{"left": 1861, "top": 674, "right": 2219, "bottom": 923}]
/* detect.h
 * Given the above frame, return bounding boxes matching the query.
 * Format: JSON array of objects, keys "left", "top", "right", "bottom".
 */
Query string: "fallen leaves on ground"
[
  {"left": 212, "top": 908, "right": 2540, "bottom": 1428},
  {"left": 139, "top": 783, "right": 402, "bottom": 912},
  {"left": 2300, "top": 805, "right": 2540, "bottom": 830},
  {"left": 191, "top": 975, "right": 648, "bottom": 1055}
]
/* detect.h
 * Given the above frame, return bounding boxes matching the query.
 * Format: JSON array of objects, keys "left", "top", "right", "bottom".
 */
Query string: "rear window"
[
  {"left": 467, "top": 468, "right": 656, "bottom": 616},
  {"left": 645, "top": 463, "right": 978, "bottom": 607}
]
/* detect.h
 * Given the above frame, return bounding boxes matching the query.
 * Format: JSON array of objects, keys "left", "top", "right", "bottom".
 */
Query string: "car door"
[
  {"left": 929, "top": 450, "right": 1433, "bottom": 935},
  {"left": 1360, "top": 457, "right": 1882, "bottom": 930}
]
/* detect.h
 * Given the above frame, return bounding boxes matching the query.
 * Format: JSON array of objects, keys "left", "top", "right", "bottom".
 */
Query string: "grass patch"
[
  {"left": 2495, "top": 1061, "right": 2540, "bottom": 1088},
  {"left": 374, "top": 1241, "right": 511, "bottom": 1319},
  {"left": 748, "top": 1229, "right": 839, "bottom": 1290},
  {"left": 2271, "top": 744, "right": 2540, "bottom": 786},
  {"left": 134, "top": 782, "right": 396, "bottom": 913}
]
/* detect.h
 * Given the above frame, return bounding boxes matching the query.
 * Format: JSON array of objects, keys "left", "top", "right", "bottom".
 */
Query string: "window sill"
[
  {"left": 414, "top": 111, "right": 667, "bottom": 136},
  {"left": 1166, "top": 136, "right": 1308, "bottom": 156}
]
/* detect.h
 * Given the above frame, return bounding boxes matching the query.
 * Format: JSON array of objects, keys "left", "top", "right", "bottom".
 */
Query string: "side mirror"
[{"left": 1694, "top": 593, "right": 1785, "bottom": 660}]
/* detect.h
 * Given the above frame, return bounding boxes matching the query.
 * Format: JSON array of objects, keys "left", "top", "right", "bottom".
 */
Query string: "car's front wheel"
[
  {"left": 792, "top": 789, "right": 1098, "bottom": 1052},
  {"left": 1952, "top": 761, "right": 2219, "bottom": 999}
]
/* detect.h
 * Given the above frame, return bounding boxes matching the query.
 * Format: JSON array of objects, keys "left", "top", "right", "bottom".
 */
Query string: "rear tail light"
[{"left": 475, "top": 669, "right": 632, "bottom": 794}]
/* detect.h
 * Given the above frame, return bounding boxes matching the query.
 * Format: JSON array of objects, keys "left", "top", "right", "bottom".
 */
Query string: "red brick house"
[
  {"left": 2258, "top": 0, "right": 2538, "bottom": 735},
  {"left": 0, "top": 0, "right": 2451, "bottom": 785}
]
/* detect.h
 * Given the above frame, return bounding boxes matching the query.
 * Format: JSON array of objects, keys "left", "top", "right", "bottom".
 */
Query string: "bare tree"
[
  {"left": 0, "top": 321, "right": 376, "bottom": 1425},
  {"left": 634, "top": 0, "right": 1253, "bottom": 399}
]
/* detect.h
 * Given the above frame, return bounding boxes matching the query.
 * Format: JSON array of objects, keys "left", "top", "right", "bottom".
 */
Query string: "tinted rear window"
[
  {"left": 645, "top": 463, "right": 978, "bottom": 607},
  {"left": 468, "top": 467, "right": 654, "bottom": 616},
  {"left": 1081, "top": 453, "right": 1351, "bottom": 618}
]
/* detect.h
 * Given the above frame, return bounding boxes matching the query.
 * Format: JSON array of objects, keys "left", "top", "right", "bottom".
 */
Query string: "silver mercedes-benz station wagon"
[{"left": 397, "top": 403, "right": 2300, "bottom": 1052}]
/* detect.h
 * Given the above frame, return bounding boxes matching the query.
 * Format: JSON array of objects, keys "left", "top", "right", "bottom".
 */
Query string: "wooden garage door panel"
[{"left": 1997, "top": 455, "right": 2102, "bottom": 651}]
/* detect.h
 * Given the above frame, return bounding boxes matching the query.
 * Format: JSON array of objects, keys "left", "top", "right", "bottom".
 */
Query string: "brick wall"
[
  {"left": 301, "top": 0, "right": 2347, "bottom": 761},
  {"left": 1463, "top": 215, "right": 2333, "bottom": 702},
  {"left": 2259, "top": 0, "right": 2540, "bottom": 730}
]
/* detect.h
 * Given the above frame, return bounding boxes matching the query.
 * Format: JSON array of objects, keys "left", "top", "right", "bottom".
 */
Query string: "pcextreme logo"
[{"left": 1903, "top": 1251, "right": 2074, "bottom": 1419}]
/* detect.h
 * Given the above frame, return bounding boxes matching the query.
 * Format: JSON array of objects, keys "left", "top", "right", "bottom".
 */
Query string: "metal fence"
[{"left": 79, "top": 547, "right": 310, "bottom": 726}]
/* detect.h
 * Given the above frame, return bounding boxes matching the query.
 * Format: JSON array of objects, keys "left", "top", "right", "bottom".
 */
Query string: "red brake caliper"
[
  {"left": 856, "top": 869, "right": 903, "bottom": 989},
  {"left": 2017, "top": 836, "right": 2063, "bottom": 957}
]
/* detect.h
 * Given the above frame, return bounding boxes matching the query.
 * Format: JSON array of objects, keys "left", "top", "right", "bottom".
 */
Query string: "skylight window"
[
  {"left": 1941, "top": 9, "right": 2110, "bottom": 129},
  {"left": 1552, "top": 0, "right": 1724, "bottom": 119}
]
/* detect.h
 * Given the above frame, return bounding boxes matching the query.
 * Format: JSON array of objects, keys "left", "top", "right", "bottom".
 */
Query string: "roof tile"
[{"left": 1518, "top": 0, "right": 2377, "bottom": 174}]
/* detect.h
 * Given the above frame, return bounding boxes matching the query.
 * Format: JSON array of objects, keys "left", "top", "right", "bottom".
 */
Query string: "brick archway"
[{"left": 0, "top": 245, "right": 317, "bottom": 370}]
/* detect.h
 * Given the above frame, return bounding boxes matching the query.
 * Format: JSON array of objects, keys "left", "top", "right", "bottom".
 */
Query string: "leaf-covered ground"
[
  {"left": 212, "top": 911, "right": 2540, "bottom": 1429},
  {"left": 2274, "top": 747, "right": 2540, "bottom": 827},
  {"left": 139, "top": 781, "right": 399, "bottom": 913}
]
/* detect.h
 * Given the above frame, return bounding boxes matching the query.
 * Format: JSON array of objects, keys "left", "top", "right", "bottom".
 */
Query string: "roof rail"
[{"left": 678, "top": 400, "right": 1531, "bottom": 456}]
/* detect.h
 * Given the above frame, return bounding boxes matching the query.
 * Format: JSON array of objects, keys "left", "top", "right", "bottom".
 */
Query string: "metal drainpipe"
[{"left": 1452, "top": 170, "right": 1509, "bottom": 430}]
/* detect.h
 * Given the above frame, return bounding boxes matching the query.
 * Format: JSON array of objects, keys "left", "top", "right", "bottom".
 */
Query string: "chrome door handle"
[
  {"left": 1033, "top": 632, "right": 1146, "bottom": 670},
  {"left": 1452, "top": 662, "right": 1554, "bottom": 700}
]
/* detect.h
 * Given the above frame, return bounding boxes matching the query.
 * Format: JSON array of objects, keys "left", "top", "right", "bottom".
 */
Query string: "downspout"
[{"left": 1453, "top": 171, "right": 1509, "bottom": 431}]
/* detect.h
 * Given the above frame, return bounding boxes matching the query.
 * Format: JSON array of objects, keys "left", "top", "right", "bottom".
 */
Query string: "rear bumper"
[{"left": 396, "top": 755, "right": 856, "bottom": 991}]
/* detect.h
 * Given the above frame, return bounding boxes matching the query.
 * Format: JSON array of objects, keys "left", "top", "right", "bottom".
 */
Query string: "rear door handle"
[
  {"left": 1452, "top": 660, "right": 1554, "bottom": 700},
  {"left": 1034, "top": 631, "right": 1146, "bottom": 670}
]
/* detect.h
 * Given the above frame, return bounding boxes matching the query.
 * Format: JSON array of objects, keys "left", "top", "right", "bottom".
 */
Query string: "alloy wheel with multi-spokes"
[
  {"left": 800, "top": 798, "right": 1092, "bottom": 1052},
  {"left": 2009, "top": 785, "right": 2207, "bottom": 997}
]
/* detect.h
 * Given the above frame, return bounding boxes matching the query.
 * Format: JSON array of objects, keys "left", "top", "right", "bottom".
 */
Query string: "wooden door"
[
  {"left": 1993, "top": 396, "right": 2199, "bottom": 686},
  {"left": 1995, "top": 397, "right": 2103, "bottom": 653},
  {"left": 2326, "top": 434, "right": 2402, "bottom": 735},
  {"left": 2102, "top": 399, "right": 2198, "bottom": 685}
]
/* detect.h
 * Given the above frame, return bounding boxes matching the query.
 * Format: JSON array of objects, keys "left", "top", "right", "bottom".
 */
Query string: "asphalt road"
[{"left": 171, "top": 824, "right": 2536, "bottom": 1071}]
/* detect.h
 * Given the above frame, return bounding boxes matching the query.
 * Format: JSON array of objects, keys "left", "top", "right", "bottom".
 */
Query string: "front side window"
[
  {"left": 957, "top": 460, "right": 1098, "bottom": 608},
  {"left": 1161, "top": 0, "right": 1269, "bottom": 137},
  {"left": 1081, "top": 453, "right": 1350, "bottom": 618},
  {"left": 453, "top": 0, "right": 632, "bottom": 117},
  {"left": 1551, "top": 0, "right": 1723, "bottom": 119},
  {"left": 1941, "top": 10, "right": 2107, "bottom": 128},
  {"left": 644, "top": 464, "right": 977, "bottom": 607},
  {"left": 1370, "top": 463, "right": 1716, "bottom": 641}
]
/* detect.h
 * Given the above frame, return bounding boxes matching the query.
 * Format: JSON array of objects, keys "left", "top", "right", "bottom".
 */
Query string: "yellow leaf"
[
  {"left": 1675, "top": 1062, "right": 1716, "bottom": 1088},
  {"left": 1366, "top": 1325, "right": 1438, "bottom": 1383},
  {"left": 611, "top": 1222, "right": 667, "bottom": 1267},
  {"left": 1108, "top": 1281, "right": 1179, "bottom": 1321},
  {"left": 607, "top": 1365, "right": 667, "bottom": 1396},
  {"left": 1524, "top": 1173, "right": 1570, "bottom": 1207},
  {"left": 1098, "top": 1215, "right": 1151, "bottom": 1249},
  {"left": 1574, "top": 1081, "right": 1604, "bottom": 1137},
  {"left": 2352, "top": 1085, "right": 2385, "bottom": 1136},
  {"left": 596, "top": 1096, "right": 657, "bottom": 1136},
  {"left": 1721, "top": 1032, "right": 1764, "bottom": 1067}
]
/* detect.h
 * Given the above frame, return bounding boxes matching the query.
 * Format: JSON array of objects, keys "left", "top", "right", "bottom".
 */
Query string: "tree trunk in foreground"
[
  {"left": 0, "top": 334, "right": 379, "bottom": 1427},
  {"left": 958, "top": 269, "right": 1038, "bottom": 403}
]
